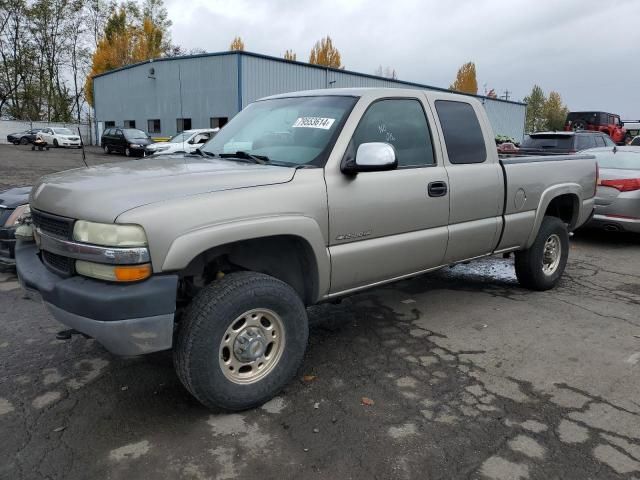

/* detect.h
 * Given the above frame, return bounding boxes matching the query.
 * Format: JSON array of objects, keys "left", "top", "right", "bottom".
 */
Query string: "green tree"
[
  {"left": 449, "top": 61, "right": 478, "bottom": 95},
  {"left": 543, "top": 91, "right": 569, "bottom": 131},
  {"left": 523, "top": 85, "right": 546, "bottom": 133},
  {"left": 309, "top": 36, "right": 343, "bottom": 68}
]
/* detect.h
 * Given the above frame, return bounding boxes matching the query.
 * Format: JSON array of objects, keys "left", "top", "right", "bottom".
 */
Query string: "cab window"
[
  {"left": 435, "top": 100, "right": 487, "bottom": 164},
  {"left": 351, "top": 99, "right": 435, "bottom": 167}
]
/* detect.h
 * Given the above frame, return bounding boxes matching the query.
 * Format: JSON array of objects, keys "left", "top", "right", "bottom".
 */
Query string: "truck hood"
[{"left": 30, "top": 156, "right": 296, "bottom": 223}]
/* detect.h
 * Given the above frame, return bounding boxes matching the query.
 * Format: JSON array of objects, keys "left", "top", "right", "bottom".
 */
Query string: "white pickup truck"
[{"left": 16, "top": 88, "right": 597, "bottom": 410}]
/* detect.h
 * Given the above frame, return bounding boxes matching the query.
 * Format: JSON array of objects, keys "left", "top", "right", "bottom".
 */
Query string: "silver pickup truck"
[{"left": 16, "top": 88, "right": 596, "bottom": 410}]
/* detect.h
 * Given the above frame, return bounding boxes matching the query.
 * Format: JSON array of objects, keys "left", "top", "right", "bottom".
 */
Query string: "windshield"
[
  {"left": 53, "top": 128, "right": 73, "bottom": 135},
  {"left": 594, "top": 149, "right": 640, "bottom": 170},
  {"left": 521, "top": 135, "right": 573, "bottom": 149},
  {"left": 201, "top": 95, "right": 358, "bottom": 166},
  {"left": 169, "top": 132, "right": 192, "bottom": 143},
  {"left": 123, "top": 128, "right": 148, "bottom": 140}
]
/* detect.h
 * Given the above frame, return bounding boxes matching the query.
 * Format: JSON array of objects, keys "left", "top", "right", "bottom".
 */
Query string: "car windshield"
[
  {"left": 123, "top": 128, "right": 148, "bottom": 139},
  {"left": 201, "top": 95, "right": 358, "bottom": 167},
  {"left": 593, "top": 149, "right": 640, "bottom": 170},
  {"left": 521, "top": 135, "right": 573, "bottom": 149},
  {"left": 53, "top": 128, "right": 73, "bottom": 135},
  {"left": 169, "top": 132, "right": 192, "bottom": 143}
]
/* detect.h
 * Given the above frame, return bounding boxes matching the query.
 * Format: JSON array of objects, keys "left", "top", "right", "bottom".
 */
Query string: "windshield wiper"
[{"left": 219, "top": 151, "right": 270, "bottom": 164}]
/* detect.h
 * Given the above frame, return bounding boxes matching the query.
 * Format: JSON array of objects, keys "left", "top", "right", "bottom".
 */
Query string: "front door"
[{"left": 325, "top": 97, "right": 450, "bottom": 294}]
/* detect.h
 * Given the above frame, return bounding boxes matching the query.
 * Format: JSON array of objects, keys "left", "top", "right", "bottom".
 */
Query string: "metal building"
[{"left": 93, "top": 51, "right": 526, "bottom": 142}]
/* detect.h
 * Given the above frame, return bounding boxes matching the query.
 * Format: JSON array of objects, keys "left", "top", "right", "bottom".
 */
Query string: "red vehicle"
[{"left": 564, "top": 111, "right": 627, "bottom": 145}]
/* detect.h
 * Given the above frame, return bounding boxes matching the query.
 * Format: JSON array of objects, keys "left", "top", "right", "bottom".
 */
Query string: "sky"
[{"left": 165, "top": 0, "right": 640, "bottom": 119}]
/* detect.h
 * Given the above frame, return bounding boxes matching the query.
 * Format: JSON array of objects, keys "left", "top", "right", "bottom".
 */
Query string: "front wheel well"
[
  {"left": 544, "top": 193, "right": 579, "bottom": 230},
  {"left": 178, "top": 235, "right": 319, "bottom": 306}
]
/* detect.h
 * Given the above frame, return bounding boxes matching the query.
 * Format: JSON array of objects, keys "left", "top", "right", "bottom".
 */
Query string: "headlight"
[
  {"left": 73, "top": 221, "right": 147, "bottom": 247},
  {"left": 129, "top": 143, "right": 142, "bottom": 148},
  {"left": 4, "top": 204, "right": 30, "bottom": 227}
]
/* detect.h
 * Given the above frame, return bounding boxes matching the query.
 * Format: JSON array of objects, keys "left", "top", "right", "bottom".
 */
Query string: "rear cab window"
[
  {"left": 435, "top": 100, "right": 487, "bottom": 164},
  {"left": 520, "top": 135, "right": 574, "bottom": 150}
]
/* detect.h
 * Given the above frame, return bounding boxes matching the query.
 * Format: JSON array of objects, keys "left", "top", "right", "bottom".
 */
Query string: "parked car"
[
  {"left": 145, "top": 128, "right": 219, "bottom": 156},
  {"left": 519, "top": 131, "right": 614, "bottom": 155},
  {"left": 564, "top": 111, "right": 626, "bottom": 145},
  {"left": 623, "top": 120, "right": 640, "bottom": 144},
  {"left": 101, "top": 127, "right": 153, "bottom": 157},
  {"left": 7, "top": 128, "right": 42, "bottom": 145},
  {"left": 630, "top": 136, "right": 640, "bottom": 146},
  {"left": 16, "top": 88, "right": 597, "bottom": 411},
  {"left": 582, "top": 146, "right": 640, "bottom": 233},
  {"left": 39, "top": 127, "right": 81, "bottom": 148},
  {"left": 0, "top": 186, "right": 31, "bottom": 267}
]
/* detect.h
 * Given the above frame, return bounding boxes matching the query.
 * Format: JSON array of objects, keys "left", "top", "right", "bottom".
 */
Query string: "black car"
[
  {"left": 518, "top": 131, "right": 615, "bottom": 155},
  {"left": 101, "top": 127, "right": 153, "bottom": 157},
  {"left": 0, "top": 186, "right": 31, "bottom": 267},
  {"left": 7, "top": 129, "right": 42, "bottom": 145}
]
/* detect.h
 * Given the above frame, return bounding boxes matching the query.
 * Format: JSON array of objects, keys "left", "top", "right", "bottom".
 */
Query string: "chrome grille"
[{"left": 32, "top": 209, "right": 74, "bottom": 239}]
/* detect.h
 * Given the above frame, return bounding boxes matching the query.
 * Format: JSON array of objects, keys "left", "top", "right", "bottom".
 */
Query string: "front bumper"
[
  {"left": 16, "top": 241, "right": 179, "bottom": 355},
  {"left": 0, "top": 226, "right": 17, "bottom": 266},
  {"left": 588, "top": 214, "right": 640, "bottom": 233}
]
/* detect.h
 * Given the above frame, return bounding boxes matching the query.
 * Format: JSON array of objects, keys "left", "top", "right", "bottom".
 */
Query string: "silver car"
[{"left": 586, "top": 146, "right": 640, "bottom": 233}]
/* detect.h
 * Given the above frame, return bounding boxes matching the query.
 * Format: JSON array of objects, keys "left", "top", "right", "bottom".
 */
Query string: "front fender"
[
  {"left": 162, "top": 215, "right": 330, "bottom": 300},
  {"left": 525, "top": 183, "right": 582, "bottom": 248}
]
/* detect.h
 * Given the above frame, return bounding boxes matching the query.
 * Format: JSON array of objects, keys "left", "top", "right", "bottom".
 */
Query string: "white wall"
[{"left": 0, "top": 120, "right": 96, "bottom": 145}]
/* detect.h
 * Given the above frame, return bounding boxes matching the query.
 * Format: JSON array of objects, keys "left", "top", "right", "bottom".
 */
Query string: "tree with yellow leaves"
[
  {"left": 449, "top": 62, "right": 478, "bottom": 95},
  {"left": 230, "top": 36, "right": 245, "bottom": 51},
  {"left": 309, "top": 36, "right": 343, "bottom": 68},
  {"left": 283, "top": 50, "right": 297, "bottom": 61},
  {"left": 84, "top": 2, "right": 172, "bottom": 107}
]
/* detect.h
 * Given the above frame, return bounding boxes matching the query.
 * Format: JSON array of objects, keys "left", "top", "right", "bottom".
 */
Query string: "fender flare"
[
  {"left": 162, "top": 215, "right": 330, "bottom": 301},
  {"left": 525, "top": 183, "right": 582, "bottom": 248}
]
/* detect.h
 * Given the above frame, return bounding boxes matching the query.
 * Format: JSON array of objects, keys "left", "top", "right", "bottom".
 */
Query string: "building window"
[
  {"left": 104, "top": 121, "right": 115, "bottom": 128},
  {"left": 210, "top": 117, "right": 228, "bottom": 129},
  {"left": 147, "top": 119, "right": 161, "bottom": 134},
  {"left": 124, "top": 120, "right": 136, "bottom": 128},
  {"left": 176, "top": 118, "right": 192, "bottom": 133}
]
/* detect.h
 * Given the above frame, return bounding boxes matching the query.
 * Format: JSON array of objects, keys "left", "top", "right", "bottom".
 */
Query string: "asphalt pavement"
[{"left": 0, "top": 144, "right": 639, "bottom": 479}]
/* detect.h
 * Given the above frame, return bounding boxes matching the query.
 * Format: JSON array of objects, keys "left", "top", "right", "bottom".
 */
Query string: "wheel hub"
[
  {"left": 233, "top": 327, "right": 267, "bottom": 362},
  {"left": 542, "top": 234, "right": 561, "bottom": 275}
]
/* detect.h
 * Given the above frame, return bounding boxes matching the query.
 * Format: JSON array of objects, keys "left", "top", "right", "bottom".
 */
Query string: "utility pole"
[{"left": 501, "top": 89, "right": 511, "bottom": 101}]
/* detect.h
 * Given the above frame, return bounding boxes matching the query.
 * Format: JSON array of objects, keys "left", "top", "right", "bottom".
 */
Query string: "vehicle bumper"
[
  {"left": 15, "top": 241, "right": 178, "bottom": 355},
  {"left": 60, "top": 141, "right": 81, "bottom": 147},
  {"left": 588, "top": 214, "right": 640, "bottom": 233},
  {"left": 0, "top": 227, "right": 17, "bottom": 266}
]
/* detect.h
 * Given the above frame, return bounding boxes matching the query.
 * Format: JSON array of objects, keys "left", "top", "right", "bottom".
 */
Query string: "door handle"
[{"left": 428, "top": 181, "right": 448, "bottom": 197}]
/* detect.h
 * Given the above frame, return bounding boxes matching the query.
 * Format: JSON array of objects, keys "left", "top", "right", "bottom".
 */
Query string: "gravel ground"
[{"left": 1, "top": 144, "right": 639, "bottom": 479}]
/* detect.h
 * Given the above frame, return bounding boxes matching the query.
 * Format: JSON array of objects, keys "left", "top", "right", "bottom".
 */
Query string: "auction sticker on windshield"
[{"left": 292, "top": 117, "right": 335, "bottom": 129}]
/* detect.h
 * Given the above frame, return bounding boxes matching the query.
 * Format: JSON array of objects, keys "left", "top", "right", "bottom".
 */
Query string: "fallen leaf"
[
  {"left": 303, "top": 375, "right": 316, "bottom": 383},
  {"left": 53, "top": 426, "right": 66, "bottom": 432},
  {"left": 361, "top": 397, "right": 375, "bottom": 406}
]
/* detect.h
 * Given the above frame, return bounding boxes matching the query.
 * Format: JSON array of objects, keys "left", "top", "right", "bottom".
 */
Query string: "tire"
[
  {"left": 53, "top": 138, "right": 59, "bottom": 148},
  {"left": 572, "top": 120, "right": 586, "bottom": 131},
  {"left": 125, "top": 147, "right": 131, "bottom": 157},
  {"left": 174, "top": 271, "right": 309, "bottom": 411},
  {"left": 19, "top": 137, "right": 28, "bottom": 145},
  {"left": 103, "top": 145, "right": 110, "bottom": 154},
  {"left": 515, "top": 216, "right": 569, "bottom": 291}
]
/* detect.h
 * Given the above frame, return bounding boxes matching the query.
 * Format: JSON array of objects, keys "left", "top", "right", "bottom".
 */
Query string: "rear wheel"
[
  {"left": 174, "top": 271, "right": 309, "bottom": 411},
  {"left": 515, "top": 216, "right": 569, "bottom": 291}
]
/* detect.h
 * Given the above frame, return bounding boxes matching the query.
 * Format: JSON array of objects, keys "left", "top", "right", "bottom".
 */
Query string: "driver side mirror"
[{"left": 341, "top": 142, "right": 398, "bottom": 175}]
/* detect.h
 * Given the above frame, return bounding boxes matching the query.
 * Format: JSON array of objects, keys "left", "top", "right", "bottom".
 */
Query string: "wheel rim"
[
  {"left": 125, "top": 148, "right": 130, "bottom": 156},
  {"left": 104, "top": 146, "right": 109, "bottom": 153},
  {"left": 219, "top": 308, "right": 285, "bottom": 385},
  {"left": 542, "top": 234, "right": 561, "bottom": 275}
]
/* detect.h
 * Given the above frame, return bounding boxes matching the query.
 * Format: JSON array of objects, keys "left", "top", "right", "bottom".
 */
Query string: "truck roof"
[{"left": 260, "top": 87, "right": 481, "bottom": 104}]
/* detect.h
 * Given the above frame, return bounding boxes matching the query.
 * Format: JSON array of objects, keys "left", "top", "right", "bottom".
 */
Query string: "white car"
[
  {"left": 39, "top": 127, "right": 82, "bottom": 148},
  {"left": 145, "top": 128, "right": 219, "bottom": 155}
]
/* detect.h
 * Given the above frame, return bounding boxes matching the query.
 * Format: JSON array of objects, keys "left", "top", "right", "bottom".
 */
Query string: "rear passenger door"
[
  {"left": 430, "top": 97, "right": 504, "bottom": 262},
  {"left": 325, "top": 96, "right": 450, "bottom": 294}
]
